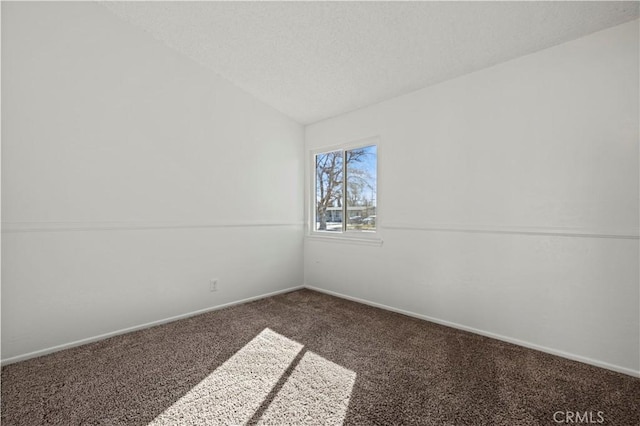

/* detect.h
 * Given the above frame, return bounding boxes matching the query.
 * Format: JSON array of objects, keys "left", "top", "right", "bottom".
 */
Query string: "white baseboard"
[
  {"left": 1, "top": 285, "right": 304, "bottom": 366},
  {"left": 304, "top": 285, "right": 640, "bottom": 378},
  {"left": 5, "top": 283, "right": 638, "bottom": 378}
]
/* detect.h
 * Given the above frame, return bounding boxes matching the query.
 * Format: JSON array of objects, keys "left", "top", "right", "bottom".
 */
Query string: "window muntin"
[{"left": 315, "top": 145, "right": 377, "bottom": 233}]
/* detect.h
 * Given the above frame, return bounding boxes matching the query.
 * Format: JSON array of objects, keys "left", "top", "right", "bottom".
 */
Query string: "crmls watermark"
[{"left": 553, "top": 411, "right": 605, "bottom": 424}]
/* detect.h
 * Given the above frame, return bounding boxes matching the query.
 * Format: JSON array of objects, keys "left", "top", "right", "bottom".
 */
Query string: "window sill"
[{"left": 305, "top": 234, "right": 384, "bottom": 246}]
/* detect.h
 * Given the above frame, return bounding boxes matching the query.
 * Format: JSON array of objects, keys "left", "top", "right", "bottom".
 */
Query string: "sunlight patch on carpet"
[
  {"left": 257, "top": 351, "right": 357, "bottom": 425},
  {"left": 149, "top": 328, "right": 303, "bottom": 426}
]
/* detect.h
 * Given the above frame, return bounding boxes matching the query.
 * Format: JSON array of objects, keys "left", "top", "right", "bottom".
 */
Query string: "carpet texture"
[{"left": 2, "top": 289, "right": 639, "bottom": 425}]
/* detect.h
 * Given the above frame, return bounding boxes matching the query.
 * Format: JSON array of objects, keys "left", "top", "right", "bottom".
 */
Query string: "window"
[{"left": 314, "top": 144, "right": 377, "bottom": 233}]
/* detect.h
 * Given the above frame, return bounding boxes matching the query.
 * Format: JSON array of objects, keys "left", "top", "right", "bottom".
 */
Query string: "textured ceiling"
[{"left": 101, "top": 1, "right": 639, "bottom": 124}]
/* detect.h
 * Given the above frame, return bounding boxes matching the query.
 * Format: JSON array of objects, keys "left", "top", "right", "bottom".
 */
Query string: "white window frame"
[{"left": 308, "top": 136, "right": 382, "bottom": 246}]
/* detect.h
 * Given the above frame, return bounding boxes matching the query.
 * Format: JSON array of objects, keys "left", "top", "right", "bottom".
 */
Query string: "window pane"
[
  {"left": 315, "top": 150, "right": 343, "bottom": 232},
  {"left": 346, "top": 145, "right": 377, "bottom": 232}
]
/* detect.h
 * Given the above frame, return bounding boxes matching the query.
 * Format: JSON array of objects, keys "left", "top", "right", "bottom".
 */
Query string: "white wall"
[
  {"left": 305, "top": 20, "right": 639, "bottom": 376},
  {"left": 2, "top": 3, "right": 637, "bottom": 377},
  {"left": 1, "top": 2, "right": 304, "bottom": 361}
]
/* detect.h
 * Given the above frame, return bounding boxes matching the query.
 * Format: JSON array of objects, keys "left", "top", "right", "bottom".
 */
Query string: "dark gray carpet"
[{"left": 2, "top": 289, "right": 639, "bottom": 425}]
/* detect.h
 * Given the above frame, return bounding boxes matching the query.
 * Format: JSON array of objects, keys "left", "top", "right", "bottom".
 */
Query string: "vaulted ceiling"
[{"left": 102, "top": 1, "right": 639, "bottom": 124}]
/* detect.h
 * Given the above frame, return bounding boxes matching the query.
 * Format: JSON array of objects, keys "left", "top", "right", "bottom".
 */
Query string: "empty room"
[{"left": 1, "top": 1, "right": 639, "bottom": 425}]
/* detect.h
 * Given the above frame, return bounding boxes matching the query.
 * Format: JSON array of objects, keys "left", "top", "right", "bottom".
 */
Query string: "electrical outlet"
[{"left": 210, "top": 279, "right": 218, "bottom": 292}]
